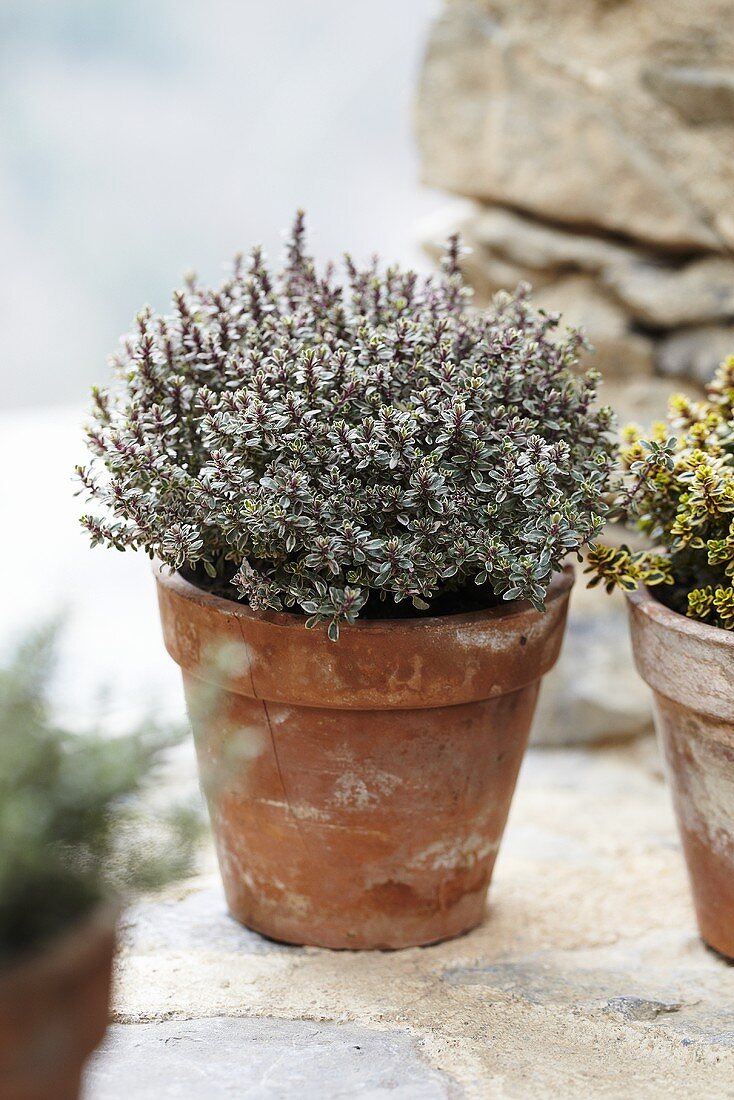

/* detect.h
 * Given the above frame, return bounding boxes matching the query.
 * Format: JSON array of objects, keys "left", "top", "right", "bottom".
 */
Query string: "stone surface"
[
  {"left": 420, "top": 202, "right": 553, "bottom": 298},
  {"left": 603, "top": 256, "right": 734, "bottom": 328},
  {"left": 87, "top": 741, "right": 734, "bottom": 1098},
  {"left": 533, "top": 275, "right": 654, "bottom": 377},
  {"left": 87, "top": 1018, "right": 459, "bottom": 1099},
  {"left": 657, "top": 326, "right": 734, "bottom": 385},
  {"left": 416, "top": 0, "right": 734, "bottom": 386},
  {"left": 445, "top": 929, "right": 734, "bottom": 1047},
  {"left": 467, "top": 205, "right": 636, "bottom": 276},
  {"left": 642, "top": 66, "right": 734, "bottom": 126},
  {"left": 531, "top": 580, "right": 652, "bottom": 745},
  {"left": 416, "top": 0, "right": 733, "bottom": 252},
  {"left": 600, "top": 376, "right": 702, "bottom": 431}
]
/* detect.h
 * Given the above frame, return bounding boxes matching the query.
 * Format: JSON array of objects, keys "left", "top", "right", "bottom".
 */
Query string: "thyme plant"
[
  {"left": 587, "top": 356, "right": 734, "bottom": 630},
  {"left": 79, "top": 213, "right": 615, "bottom": 638},
  {"left": 0, "top": 624, "right": 199, "bottom": 962}
]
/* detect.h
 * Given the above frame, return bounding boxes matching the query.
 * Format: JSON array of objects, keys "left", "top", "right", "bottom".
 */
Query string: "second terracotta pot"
[
  {"left": 0, "top": 906, "right": 115, "bottom": 1100},
  {"left": 156, "top": 566, "right": 573, "bottom": 949},
  {"left": 628, "top": 586, "right": 734, "bottom": 958}
]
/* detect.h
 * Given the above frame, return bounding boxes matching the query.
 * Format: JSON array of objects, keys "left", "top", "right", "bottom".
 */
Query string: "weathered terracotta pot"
[
  {"left": 0, "top": 906, "right": 116, "bottom": 1100},
  {"left": 156, "top": 565, "right": 573, "bottom": 949},
  {"left": 628, "top": 586, "right": 734, "bottom": 958}
]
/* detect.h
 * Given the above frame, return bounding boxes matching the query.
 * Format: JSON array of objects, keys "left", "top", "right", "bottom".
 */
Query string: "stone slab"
[{"left": 85, "top": 1017, "right": 460, "bottom": 1099}]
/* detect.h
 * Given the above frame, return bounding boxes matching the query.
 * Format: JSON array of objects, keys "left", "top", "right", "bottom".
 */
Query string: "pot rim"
[
  {"left": 153, "top": 560, "right": 575, "bottom": 636},
  {"left": 0, "top": 900, "right": 117, "bottom": 994},
  {"left": 626, "top": 583, "right": 734, "bottom": 722},
  {"left": 626, "top": 584, "right": 734, "bottom": 652}
]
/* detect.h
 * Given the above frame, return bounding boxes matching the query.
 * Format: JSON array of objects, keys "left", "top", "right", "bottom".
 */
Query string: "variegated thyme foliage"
[
  {"left": 587, "top": 357, "right": 734, "bottom": 630},
  {"left": 79, "top": 214, "right": 615, "bottom": 638}
]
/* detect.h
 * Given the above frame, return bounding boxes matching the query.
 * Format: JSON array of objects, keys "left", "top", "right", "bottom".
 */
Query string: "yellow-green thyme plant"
[{"left": 587, "top": 356, "right": 734, "bottom": 630}]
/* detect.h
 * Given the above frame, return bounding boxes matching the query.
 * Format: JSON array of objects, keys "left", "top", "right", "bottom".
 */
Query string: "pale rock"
[
  {"left": 416, "top": 1, "right": 729, "bottom": 251},
  {"left": 88, "top": 1019, "right": 458, "bottom": 1100},
  {"left": 601, "top": 376, "right": 703, "bottom": 431},
  {"left": 643, "top": 66, "right": 734, "bottom": 126},
  {"left": 656, "top": 326, "right": 734, "bottom": 385},
  {"left": 468, "top": 205, "right": 640, "bottom": 275},
  {"left": 415, "top": 200, "right": 554, "bottom": 299},
  {"left": 715, "top": 211, "right": 734, "bottom": 251},
  {"left": 533, "top": 275, "right": 654, "bottom": 377},
  {"left": 419, "top": 204, "right": 538, "bottom": 298},
  {"left": 532, "top": 581, "right": 652, "bottom": 746},
  {"left": 603, "top": 256, "right": 734, "bottom": 328}
]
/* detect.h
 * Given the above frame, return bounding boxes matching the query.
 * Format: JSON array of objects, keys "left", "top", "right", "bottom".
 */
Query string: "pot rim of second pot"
[
  {"left": 628, "top": 584, "right": 734, "bottom": 650},
  {"left": 626, "top": 584, "right": 734, "bottom": 722}
]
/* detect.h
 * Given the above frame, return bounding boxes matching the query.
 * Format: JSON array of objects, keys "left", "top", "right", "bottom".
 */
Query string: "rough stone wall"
[
  {"left": 414, "top": 0, "right": 734, "bottom": 743},
  {"left": 416, "top": 0, "right": 734, "bottom": 384}
]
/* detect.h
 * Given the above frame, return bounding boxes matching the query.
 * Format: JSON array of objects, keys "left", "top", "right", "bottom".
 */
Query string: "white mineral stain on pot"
[
  {"left": 218, "top": 843, "right": 313, "bottom": 915},
  {"left": 216, "top": 843, "right": 251, "bottom": 890},
  {"left": 409, "top": 833, "right": 499, "bottom": 871},
  {"left": 331, "top": 767, "right": 403, "bottom": 809},
  {"left": 174, "top": 618, "right": 200, "bottom": 664},
  {"left": 454, "top": 625, "right": 508, "bottom": 652},
  {"left": 270, "top": 707, "right": 294, "bottom": 725},
  {"left": 290, "top": 802, "right": 330, "bottom": 822},
  {"left": 678, "top": 734, "right": 734, "bottom": 857},
  {"left": 252, "top": 796, "right": 330, "bottom": 823}
]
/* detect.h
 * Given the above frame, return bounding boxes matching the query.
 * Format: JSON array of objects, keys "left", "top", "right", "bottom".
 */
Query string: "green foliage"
[
  {"left": 78, "top": 213, "right": 615, "bottom": 637},
  {"left": 0, "top": 623, "right": 199, "bottom": 962},
  {"left": 586, "top": 356, "right": 734, "bottom": 630}
]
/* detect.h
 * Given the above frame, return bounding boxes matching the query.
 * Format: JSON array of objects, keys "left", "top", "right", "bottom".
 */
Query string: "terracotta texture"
[
  {"left": 156, "top": 566, "right": 573, "bottom": 949},
  {"left": 0, "top": 906, "right": 116, "bottom": 1100},
  {"left": 627, "top": 586, "right": 734, "bottom": 958}
]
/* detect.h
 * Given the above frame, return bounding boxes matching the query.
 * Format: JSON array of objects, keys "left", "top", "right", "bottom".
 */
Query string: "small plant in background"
[
  {"left": 0, "top": 623, "right": 199, "bottom": 964},
  {"left": 78, "top": 213, "right": 615, "bottom": 638},
  {"left": 587, "top": 356, "right": 734, "bottom": 630}
]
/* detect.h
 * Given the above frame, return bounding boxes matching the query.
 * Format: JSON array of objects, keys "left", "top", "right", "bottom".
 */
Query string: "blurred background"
[
  {"left": 2, "top": 0, "right": 441, "bottom": 409},
  {"left": 0, "top": 0, "right": 441, "bottom": 718},
  {"left": 2, "top": 0, "right": 732, "bottom": 741}
]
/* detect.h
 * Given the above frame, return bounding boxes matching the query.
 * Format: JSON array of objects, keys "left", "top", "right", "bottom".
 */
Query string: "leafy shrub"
[
  {"left": 78, "top": 213, "right": 615, "bottom": 638},
  {"left": 0, "top": 624, "right": 199, "bottom": 962},
  {"left": 587, "top": 356, "right": 734, "bottom": 630}
]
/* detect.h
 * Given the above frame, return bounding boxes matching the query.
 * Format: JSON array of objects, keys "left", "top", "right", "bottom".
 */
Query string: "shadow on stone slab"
[{"left": 85, "top": 1017, "right": 463, "bottom": 1100}]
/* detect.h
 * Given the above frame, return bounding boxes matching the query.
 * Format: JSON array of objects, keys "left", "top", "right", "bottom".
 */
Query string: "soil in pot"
[
  {"left": 0, "top": 906, "right": 115, "bottom": 1100},
  {"left": 156, "top": 565, "right": 574, "bottom": 950},
  {"left": 627, "top": 585, "right": 734, "bottom": 959}
]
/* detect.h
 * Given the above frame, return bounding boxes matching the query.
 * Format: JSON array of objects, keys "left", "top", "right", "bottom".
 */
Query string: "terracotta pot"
[
  {"left": 0, "top": 906, "right": 116, "bottom": 1100},
  {"left": 156, "top": 565, "right": 573, "bottom": 949},
  {"left": 627, "top": 586, "right": 734, "bottom": 958}
]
